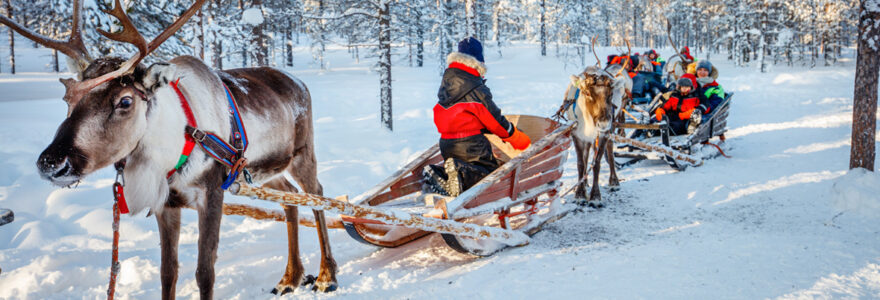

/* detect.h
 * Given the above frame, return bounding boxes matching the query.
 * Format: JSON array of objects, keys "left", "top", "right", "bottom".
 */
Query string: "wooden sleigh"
[
  {"left": 340, "top": 115, "right": 575, "bottom": 256},
  {"left": 614, "top": 93, "right": 734, "bottom": 170}
]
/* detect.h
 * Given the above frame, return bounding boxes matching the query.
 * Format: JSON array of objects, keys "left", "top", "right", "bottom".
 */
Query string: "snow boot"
[
  {"left": 422, "top": 165, "right": 450, "bottom": 196},
  {"left": 443, "top": 158, "right": 463, "bottom": 197}
]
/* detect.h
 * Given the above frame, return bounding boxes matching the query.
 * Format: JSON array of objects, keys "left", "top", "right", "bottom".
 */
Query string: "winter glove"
[
  {"left": 655, "top": 108, "right": 666, "bottom": 121},
  {"left": 679, "top": 108, "right": 695, "bottom": 121},
  {"left": 503, "top": 128, "right": 531, "bottom": 151}
]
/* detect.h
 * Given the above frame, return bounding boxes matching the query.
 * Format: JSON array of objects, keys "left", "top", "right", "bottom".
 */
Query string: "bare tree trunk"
[
  {"left": 416, "top": 26, "right": 424, "bottom": 67},
  {"left": 604, "top": 11, "right": 610, "bottom": 46},
  {"left": 213, "top": 40, "right": 223, "bottom": 69},
  {"left": 492, "top": 4, "right": 502, "bottom": 58},
  {"left": 540, "top": 0, "right": 546, "bottom": 56},
  {"left": 850, "top": 1, "right": 880, "bottom": 171},
  {"left": 286, "top": 19, "right": 293, "bottom": 67},
  {"left": 251, "top": 0, "right": 268, "bottom": 66},
  {"left": 379, "top": 2, "right": 393, "bottom": 131},
  {"left": 197, "top": 8, "right": 205, "bottom": 60},
  {"left": 466, "top": 0, "right": 476, "bottom": 37},
  {"left": 7, "top": 0, "right": 13, "bottom": 74}
]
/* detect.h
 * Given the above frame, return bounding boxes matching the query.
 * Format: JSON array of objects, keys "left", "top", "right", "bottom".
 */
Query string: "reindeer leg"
[
  {"left": 572, "top": 138, "right": 588, "bottom": 201},
  {"left": 589, "top": 137, "right": 608, "bottom": 206},
  {"left": 605, "top": 137, "right": 620, "bottom": 189},
  {"left": 195, "top": 181, "right": 223, "bottom": 299},
  {"left": 288, "top": 144, "right": 337, "bottom": 293},
  {"left": 311, "top": 209, "right": 338, "bottom": 292},
  {"left": 156, "top": 203, "right": 181, "bottom": 300},
  {"left": 262, "top": 177, "right": 305, "bottom": 295}
]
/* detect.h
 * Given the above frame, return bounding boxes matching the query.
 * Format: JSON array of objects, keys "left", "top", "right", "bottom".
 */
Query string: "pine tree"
[{"left": 850, "top": 0, "right": 880, "bottom": 170}]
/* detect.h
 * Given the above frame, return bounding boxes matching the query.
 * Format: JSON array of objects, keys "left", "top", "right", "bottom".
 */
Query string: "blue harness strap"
[{"left": 177, "top": 81, "right": 249, "bottom": 190}]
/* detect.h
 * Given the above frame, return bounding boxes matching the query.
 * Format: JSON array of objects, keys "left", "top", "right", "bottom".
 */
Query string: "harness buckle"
[{"left": 191, "top": 128, "right": 207, "bottom": 142}]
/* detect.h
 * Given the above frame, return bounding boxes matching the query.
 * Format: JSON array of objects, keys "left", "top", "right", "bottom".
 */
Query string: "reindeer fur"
[
  {"left": 37, "top": 56, "right": 336, "bottom": 298},
  {"left": 565, "top": 66, "right": 631, "bottom": 203}
]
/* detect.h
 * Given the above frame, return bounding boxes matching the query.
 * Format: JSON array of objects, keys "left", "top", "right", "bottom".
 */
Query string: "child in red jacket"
[
  {"left": 423, "top": 37, "right": 531, "bottom": 197},
  {"left": 655, "top": 74, "right": 702, "bottom": 135}
]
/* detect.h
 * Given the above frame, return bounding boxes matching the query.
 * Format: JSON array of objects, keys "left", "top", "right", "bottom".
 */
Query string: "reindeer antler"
[
  {"left": 613, "top": 39, "right": 632, "bottom": 78},
  {"left": 591, "top": 36, "right": 601, "bottom": 67},
  {"left": 63, "top": 0, "right": 208, "bottom": 107},
  {"left": 0, "top": 0, "right": 92, "bottom": 72}
]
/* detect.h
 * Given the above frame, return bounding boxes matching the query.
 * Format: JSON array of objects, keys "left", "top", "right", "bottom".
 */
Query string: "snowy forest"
[
  {"left": 2, "top": 0, "right": 860, "bottom": 69},
  {"left": 0, "top": 0, "right": 862, "bottom": 129},
  {"left": 4, "top": 0, "right": 880, "bottom": 298}
]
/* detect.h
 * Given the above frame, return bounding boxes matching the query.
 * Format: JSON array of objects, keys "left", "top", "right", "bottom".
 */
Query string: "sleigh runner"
[{"left": 338, "top": 115, "right": 574, "bottom": 256}]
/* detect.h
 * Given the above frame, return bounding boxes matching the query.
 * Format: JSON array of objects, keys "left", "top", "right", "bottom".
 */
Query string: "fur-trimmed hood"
[{"left": 447, "top": 52, "right": 487, "bottom": 76}]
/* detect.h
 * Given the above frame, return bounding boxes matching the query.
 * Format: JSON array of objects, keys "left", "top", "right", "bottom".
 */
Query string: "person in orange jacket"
[
  {"left": 423, "top": 37, "right": 531, "bottom": 197},
  {"left": 655, "top": 73, "right": 702, "bottom": 135}
]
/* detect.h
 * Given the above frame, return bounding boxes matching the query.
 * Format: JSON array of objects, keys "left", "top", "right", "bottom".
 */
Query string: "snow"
[
  {"left": 241, "top": 8, "right": 265, "bottom": 26},
  {"left": 832, "top": 168, "right": 880, "bottom": 217},
  {"left": 1, "top": 35, "right": 879, "bottom": 299}
]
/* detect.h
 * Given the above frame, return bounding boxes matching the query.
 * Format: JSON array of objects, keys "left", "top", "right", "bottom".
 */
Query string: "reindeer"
[
  {"left": 558, "top": 38, "right": 632, "bottom": 206},
  {"left": 4, "top": 0, "right": 336, "bottom": 297}
]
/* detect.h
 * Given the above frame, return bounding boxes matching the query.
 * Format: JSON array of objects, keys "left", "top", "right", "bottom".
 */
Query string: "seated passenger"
[
  {"left": 679, "top": 46, "right": 695, "bottom": 64},
  {"left": 694, "top": 60, "right": 725, "bottom": 120},
  {"left": 645, "top": 49, "right": 665, "bottom": 73},
  {"left": 654, "top": 74, "right": 702, "bottom": 135},
  {"left": 423, "top": 37, "right": 531, "bottom": 197}
]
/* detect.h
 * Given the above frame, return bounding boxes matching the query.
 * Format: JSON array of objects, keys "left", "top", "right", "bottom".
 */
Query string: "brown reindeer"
[
  {"left": 4, "top": 0, "right": 336, "bottom": 297},
  {"left": 559, "top": 45, "right": 632, "bottom": 205}
]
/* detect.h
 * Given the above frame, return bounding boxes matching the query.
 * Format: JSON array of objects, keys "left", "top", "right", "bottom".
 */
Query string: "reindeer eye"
[{"left": 117, "top": 96, "right": 133, "bottom": 109}]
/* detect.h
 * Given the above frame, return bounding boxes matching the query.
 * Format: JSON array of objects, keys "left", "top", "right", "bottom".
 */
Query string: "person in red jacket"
[
  {"left": 679, "top": 46, "right": 695, "bottom": 62},
  {"left": 424, "top": 37, "right": 531, "bottom": 197},
  {"left": 655, "top": 73, "right": 702, "bottom": 135}
]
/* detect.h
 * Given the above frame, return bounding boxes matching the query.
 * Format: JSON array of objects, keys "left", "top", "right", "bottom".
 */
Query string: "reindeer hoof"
[
  {"left": 270, "top": 285, "right": 295, "bottom": 295},
  {"left": 587, "top": 201, "right": 604, "bottom": 208},
  {"left": 313, "top": 280, "right": 338, "bottom": 293},
  {"left": 300, "top": 274, "right": 317, "bottom": 287}
]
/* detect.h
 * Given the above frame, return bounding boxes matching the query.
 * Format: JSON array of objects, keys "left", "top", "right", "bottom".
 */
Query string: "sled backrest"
[{"left": 486, "top": 115, "right": 559, "bottom": 162}]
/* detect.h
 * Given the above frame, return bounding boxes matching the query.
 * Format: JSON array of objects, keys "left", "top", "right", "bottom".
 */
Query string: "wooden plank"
[
  {"left": 230, "top": 183, "right": 530, "bottom": 245},
  {"left": 611, "top": 134, "right": 702, "bottom": 166},
  {"left": 614, "top": 122, "right": 665, "bottom": 130},
  {"left": 352, "top": 143, "right": 440, "bottom": 205},
  {"left": 452, "top": 181, "right": 560, "bottom": 219},
  {"left": 369, "top": 181, "right": 423, "bottom": 205},
  {"left": 520, "top": 155, "right": 564, "bottom": 180},
  {"left": 464, "top": 169, "right": 563, "bottom": 210},
  {"left": 218, "top": 203, "right": 344, "bottom": 229},
  {"left": 510, "top": 166, "right": 522, "bottom": 201},
  {"left": 523, "top": 138, "right": 570, "bottom": 167}
]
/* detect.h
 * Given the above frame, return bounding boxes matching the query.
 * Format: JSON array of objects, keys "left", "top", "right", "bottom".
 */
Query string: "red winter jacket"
[
  {"left": 661, "top": 74, "right": 700, "bottom": 120},
  {"left": 433, "top": 62, "right": 514, "bottom": 140},
  {"left": 680, "top": 46, "right": 694, "bottom": 61}
]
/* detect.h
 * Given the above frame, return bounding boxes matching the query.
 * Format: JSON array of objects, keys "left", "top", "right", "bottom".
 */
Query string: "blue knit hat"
[
  {"left": 697, "top": 60, "right": 713, "bottom": 71},
  {"left": 458, "top": 37, "right": 484, "bottom": 63}
]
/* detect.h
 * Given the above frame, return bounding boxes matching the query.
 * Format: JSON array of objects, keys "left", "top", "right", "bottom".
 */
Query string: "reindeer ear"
[
  {"left": 59, "top": 78, "right": 76, "bottom": 90},
  {"left": 143, "top": 62, "right": 173, "bottom": 93},
  {"left": 569, "top": 75, "right": 580, "bottom": 87}
]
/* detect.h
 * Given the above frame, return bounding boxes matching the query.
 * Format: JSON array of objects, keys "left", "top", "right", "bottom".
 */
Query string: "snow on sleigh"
[
  {"left": 613, "top": 93, "right": 733, "bottom": 170},
  {"left": 340, "top": 115, "right": 574, "bottom": 256}
]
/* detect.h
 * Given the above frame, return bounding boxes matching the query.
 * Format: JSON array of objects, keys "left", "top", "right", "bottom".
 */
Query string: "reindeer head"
[
  {"left": 38, "top": 59, "right": 152, "bottom": 186},
  {"left": 19, "top": 0, "right": 206, "bottom": 186},
  {"left": 571, "top": 67, "right": 615, "bottom": 125}
]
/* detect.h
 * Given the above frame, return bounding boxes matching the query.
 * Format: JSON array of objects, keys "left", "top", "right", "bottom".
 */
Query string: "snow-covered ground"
[{"left": 1, "top": 35, "right": 880, "bottom": 299}]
